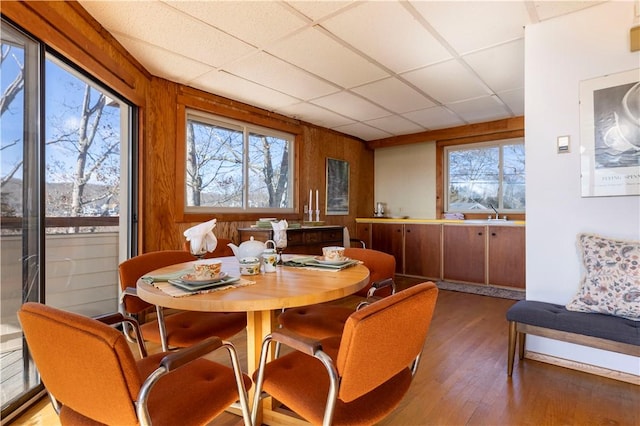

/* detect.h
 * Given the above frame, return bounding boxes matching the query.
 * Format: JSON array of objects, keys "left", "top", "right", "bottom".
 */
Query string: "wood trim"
[
  {"left": 525, "top": 351, "right": 640, "bottom": 386},
  {"left": 518, "top": 323, "right": 640, "bottom": 357},
  {"left": 366, "top": 116, "right": 524, "bottom": 149},
  {"left": 2, "top": 1, "right": 149, "bottom": 105}
]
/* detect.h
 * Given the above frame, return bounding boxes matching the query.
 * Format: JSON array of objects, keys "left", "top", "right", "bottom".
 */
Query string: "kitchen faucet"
[{"left": 489, "top": 204, "right": 499, "bottom": 219}]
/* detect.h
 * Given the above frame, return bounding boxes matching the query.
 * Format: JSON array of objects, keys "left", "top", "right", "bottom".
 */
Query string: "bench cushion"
[{"left": 507, "top": 300, "right": 640, "bottom": 346}]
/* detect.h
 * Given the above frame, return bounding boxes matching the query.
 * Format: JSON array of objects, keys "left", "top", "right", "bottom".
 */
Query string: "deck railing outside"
[{"left": 1, "top": 231, "right": 119, "bottom": 409}]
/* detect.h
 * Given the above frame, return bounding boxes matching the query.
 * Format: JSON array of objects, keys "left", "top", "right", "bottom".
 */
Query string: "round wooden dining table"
[{"left": 136, "top": 255, "right": 369, "bottom": 425}]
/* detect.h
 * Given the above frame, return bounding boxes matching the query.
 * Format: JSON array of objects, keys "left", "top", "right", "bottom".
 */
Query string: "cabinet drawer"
[
  {"left": 322, "top": 229, "right": 343, "bottom": 243},
  {"left": 303, "top": 231, "right": 322, "bottom": 244},
  {"left": 286, "top": 231, "right": 304, "bottom": 246}
]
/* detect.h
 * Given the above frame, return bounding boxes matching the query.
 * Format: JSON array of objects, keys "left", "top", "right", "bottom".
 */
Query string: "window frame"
[
  {"left": 176, "top": 105, "right": 300, "bottom": 221},
  {"left": 443, "top": 137, "right": 525, "bottom": 214}
]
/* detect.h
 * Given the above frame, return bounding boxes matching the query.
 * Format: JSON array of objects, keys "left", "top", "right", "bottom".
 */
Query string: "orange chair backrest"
[
  {"left": 119, "top": 250, "right": 195, "bottom": 314},
  {"left": 336, "top": 282, "right": 438, "bottom": 402},
  {"left": 183, "top": 238, "right": 234, "bottom": 258},
  {"left": 18, "top": 302, "right": 142, "bottom": 425},
  {"left": 343, "top": 248, "right": 396, "bottom": 297}
]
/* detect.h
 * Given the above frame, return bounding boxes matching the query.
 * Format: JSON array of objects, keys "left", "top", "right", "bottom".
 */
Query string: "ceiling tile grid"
[{"left": 78, "top": 0, "right": 605, "bottom": 141}]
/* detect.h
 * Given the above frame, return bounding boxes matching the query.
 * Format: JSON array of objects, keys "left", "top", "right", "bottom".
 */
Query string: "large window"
[
  {"left": 445, "top": 138, "right": 525, "bottom": 213},
  {"left": 185, "top": 110, "right": 294, "bottom": 213},
  {"left": 1, "top": 19, "right": 135, "bottom": 418}
]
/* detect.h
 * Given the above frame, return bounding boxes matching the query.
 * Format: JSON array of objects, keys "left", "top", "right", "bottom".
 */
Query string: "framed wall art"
[
  {"left": 326, "top": 158, "right": 349, "bottom": 215},
  {"left": 579, "top": 68, "right": 640, "bottom": 197}
]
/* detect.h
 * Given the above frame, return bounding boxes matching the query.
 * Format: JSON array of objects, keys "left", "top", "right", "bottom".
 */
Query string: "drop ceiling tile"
[
  {"left": 332, "top": 122, "right": 392, "bottom": 141},
  {"left": 410, "top": 1, "right": 529, "bottom": 54},
  {"left": 446, "top": 96, "right": 511, "bottom": 123},
  {"left": 266, "top": 27, "right": 389, "bottom": 89},
  {"left": 311, "top": 91, "right": 390, "bottom": 122},
  {"left": 321, "top": 1, "right": 452, "bottom": 73},
  {"left": 81, "top": 1, "right": 254, "bottom": 67},
  {"left": 352, "top": 77, "right": 436, "bottom": 114},
  {"left": 223, "top": 52, "right": 339, "bottom": 100},
  {"left": 365, "top": 115, "right": 425, "bottom": 136},
  {"left": 463, "top": 40, "right": 524, "bottom": 93},
  {"left": 167, "top": 1, "right": 308, "bottom": 48},
  {"left": 285, "top": 1, "right": 355, "bottom": 21},
  {"left": 402, "top": 60, "right": 490, "bottom": 103},
  {"left": 533, "top": 1, "right": 605, "bottom": 21},
  {"left": 277, "top": 102, "right": 355, "bottom": 128},
  {"left": 110, "top": 34, "right": 213, "bottom": 84},
  {"left": 402, "top": 106, "right": 465, "bottom": 129},
  {"left": 497, "top": 88, "right": 525, "bottom": 116},
  {"left": 191, "top": 71, "right": 298, "bottom": 111}
]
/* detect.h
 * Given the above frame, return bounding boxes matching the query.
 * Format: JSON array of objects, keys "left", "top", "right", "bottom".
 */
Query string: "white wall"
[
  {"left": 374, "top": 141, "right": 436, "bottom": 218},
  {"left": 526, "top": 1, "right": 640, "bottom": 375}
]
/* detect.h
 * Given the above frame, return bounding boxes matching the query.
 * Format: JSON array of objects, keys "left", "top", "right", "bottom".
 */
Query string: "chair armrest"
[
  {"left": 357, "top": 278, "right": 397, "bottom": 310},
  {"left": 93, "top": 311, "right": 148, "bottom": 358},
  {"left": 160, "top": 336, "right": 223, "bottom": 371},
  {"left": 271, "top": 328, "right": 322, "bottom": 356}
]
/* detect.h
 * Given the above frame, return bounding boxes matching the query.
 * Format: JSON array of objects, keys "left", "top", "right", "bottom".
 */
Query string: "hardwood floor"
[{"left": 10, "top": 284, "right": 639, "bottom": 426}]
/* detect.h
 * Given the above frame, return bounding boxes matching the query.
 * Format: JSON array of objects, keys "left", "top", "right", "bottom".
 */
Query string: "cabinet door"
[
  {"left": 355, "top": 223, "right": 371, "bottom": 248},
  {"left": 488, "top": 226, "right": 525, "bottom": 288},
  {"left": 371, "top": 223, "right": 403, "bottom": 274},
  {"left": 404, "top": 224, "right": 441, "bottom": 279},
  {"left": 443, "top": 225, "right": 485, "bottom": 284}
]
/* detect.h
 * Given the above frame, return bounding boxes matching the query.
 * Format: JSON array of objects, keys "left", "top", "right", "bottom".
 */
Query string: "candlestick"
[
  {"left": 309, "top": 189, "right": 312, "bottom": 211},
  {"left": 308, "top": 209, "right": 313, "bottom": 222},
  {"left": 316, "top": 189, "right": 319, "bottom": 213},
  {"left": 315, "top": 209, "right": 320, "bottom": 222}
]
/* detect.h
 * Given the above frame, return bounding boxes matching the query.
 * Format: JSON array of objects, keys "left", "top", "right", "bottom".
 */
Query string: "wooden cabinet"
[
  {"left": 237, "top": 226, "right": 343, "bottom": 256},
  {"left": 366, "top": 222, "right": 441, "bottom": 278},
  {"left": 442, "top": 225, "right": 486, "bottom": 284},
  {"left": 356, "top": 220, "right": 525, "bottom": 289},
  {"left": 355, "top": 223, "right": 371, "bottom": 249},
  {"left": 404, "top": 224, "right": 441, "bottom": 279},
  {"left": 371, "top": 223, "right": 403, "bottom": 274},
  {"left": 488, "top": 226, "right": 525, "bottom": 288}
]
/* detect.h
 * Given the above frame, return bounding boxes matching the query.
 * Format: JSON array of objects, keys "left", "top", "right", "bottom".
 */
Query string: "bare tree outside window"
[
  {"left": 45, "top": 59, "right": 120, "bottom": 232},
  {"left": 447, "top": 140, "right": 525, "bottom": 212},
  {"left": 186, "top": 112, "right": 293, "bottom": 212}
]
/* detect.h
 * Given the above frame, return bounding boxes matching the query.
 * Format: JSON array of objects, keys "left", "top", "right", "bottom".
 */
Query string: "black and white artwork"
[{"left": 580, "top": 69, "right": 640, "bottom": 197}]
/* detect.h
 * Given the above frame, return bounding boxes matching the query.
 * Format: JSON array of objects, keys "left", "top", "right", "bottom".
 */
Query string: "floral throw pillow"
[{"left": 566, "top": 233, "right": 640, "bottom": 321}]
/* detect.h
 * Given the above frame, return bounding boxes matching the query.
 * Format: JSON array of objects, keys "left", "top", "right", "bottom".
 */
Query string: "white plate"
[
  {"left": 180, "top": 272, "right": 228, "bottom": 285},
  {"left": 314, "top": 256, "right": 351, "bottom": 265},
  {"left": 170, "top": 275, "right": 239, "bottom": 291}
]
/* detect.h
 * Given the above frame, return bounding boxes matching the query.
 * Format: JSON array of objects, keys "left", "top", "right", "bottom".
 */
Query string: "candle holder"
[
  {"left": 315, "top": 209, "right": 320, "bottom": 222},
  {"left": 308, "top": 209, "right": 313, "bottom": 222}
]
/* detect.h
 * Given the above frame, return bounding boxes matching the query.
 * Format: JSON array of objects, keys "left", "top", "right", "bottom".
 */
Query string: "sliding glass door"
[{"left": 0, "top": 19, "right": 136, "bottom": 419}]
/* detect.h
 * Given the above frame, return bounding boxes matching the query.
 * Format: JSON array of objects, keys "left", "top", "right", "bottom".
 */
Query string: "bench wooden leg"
[{"left": 508, "top": 321, "right": 516, "bottom": 376}]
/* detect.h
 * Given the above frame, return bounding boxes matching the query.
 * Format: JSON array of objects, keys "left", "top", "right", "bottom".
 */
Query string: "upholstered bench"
[{"left": 506, "top": 300, "right": 640, "bottom": 376}]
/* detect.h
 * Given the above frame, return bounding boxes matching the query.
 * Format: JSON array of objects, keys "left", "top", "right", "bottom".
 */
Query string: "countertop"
[{"left": 355, "top": 217, "right": 526, "bottom": 226}]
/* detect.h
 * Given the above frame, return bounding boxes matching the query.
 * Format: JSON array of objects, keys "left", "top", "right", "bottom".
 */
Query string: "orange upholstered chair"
[
  {"left": 119, "top": 250, "right": 246, "bottom": 351},
  {"left": 251, "top": 282, "right": 439, "bottom": 426},
  {"left": 18, "top": 302, "right": 252, "bottom": 426},
  {"left": 277, "top": 248, "right": 396, "bottom": 340}
]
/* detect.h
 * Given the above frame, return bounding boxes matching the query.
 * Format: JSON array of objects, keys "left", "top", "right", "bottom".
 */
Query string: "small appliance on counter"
[{"left": 374, "top": 202, "right": 386, "bottom": 217}]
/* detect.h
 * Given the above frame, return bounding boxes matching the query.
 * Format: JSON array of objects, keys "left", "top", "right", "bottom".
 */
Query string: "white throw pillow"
[{"left": 566, "top": 233, "right": 640, "bottom": 321}]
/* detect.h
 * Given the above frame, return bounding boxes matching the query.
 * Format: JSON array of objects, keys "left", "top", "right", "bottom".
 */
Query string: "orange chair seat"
[
  {"left": 255, "top": 336, "right": 412, "bottom": 426},
  {"left": 140, "top": 311, "right": 246, "bottom": 347}
]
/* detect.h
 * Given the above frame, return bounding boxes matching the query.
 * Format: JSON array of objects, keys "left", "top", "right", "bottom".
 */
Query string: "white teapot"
[{"left": 228, "top": 237, "right": 275, "bottom": 261}]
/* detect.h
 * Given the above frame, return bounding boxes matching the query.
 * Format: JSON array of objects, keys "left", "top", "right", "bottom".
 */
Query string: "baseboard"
[{"left": 525, "top": 350, "right": 640, "bottom": 385}]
